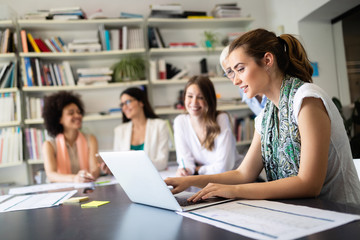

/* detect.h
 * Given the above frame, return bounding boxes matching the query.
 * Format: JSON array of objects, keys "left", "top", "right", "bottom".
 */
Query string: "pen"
[{"left": 181, "top": 158, "right": 187, "bottom": 173}]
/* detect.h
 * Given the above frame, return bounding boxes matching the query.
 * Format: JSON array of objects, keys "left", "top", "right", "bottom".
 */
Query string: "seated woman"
[
  {"left": 112, "top": 87, "right": 169, "bottom": 171},
  {"left": 174, "top": 75, "right": 243, "bottom": 177},
  {"left": 165, "top": 28, "right": 360, "bottom": 205},
  {"left": 42, "top": 91, "right": 100, "bottom": 183}
]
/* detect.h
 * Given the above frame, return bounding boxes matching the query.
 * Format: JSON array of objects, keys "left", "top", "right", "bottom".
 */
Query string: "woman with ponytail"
[
  {"left": 174, "top": 75, "right": 242, "bottom": 176},
  {"left": 166, "top": 29, "right": 360, "bottom": 205}
]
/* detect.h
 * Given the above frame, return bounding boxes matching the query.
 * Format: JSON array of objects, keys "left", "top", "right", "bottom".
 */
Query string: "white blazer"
[{"left": 113, "top": 118, "right": 169, "bottom": 170}]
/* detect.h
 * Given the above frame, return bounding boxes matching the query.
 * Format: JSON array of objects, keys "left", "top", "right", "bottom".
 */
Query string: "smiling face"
[
  {"left": 184, "top": 84, "right": 207, "bottom": 118},
  {"left": 120, "top": 93, "right": 143, "bottom": 120},
  {"left": 60, "top": 103, "right": 83, "bottom": 131},
  {"left": 228, "top": 47, "right": 269, "bottom": 99}
]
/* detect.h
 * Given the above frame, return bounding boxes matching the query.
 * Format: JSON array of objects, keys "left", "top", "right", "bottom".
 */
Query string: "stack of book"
[
  {"left": 149, "top": 3, "right": 184, "bottom": 18},
  {"left": 23, "top": 10, "right": 50, "bottom": 20},
  {"left": 21, "top": 58, "right": 75, "bottom": 87},
  {"left": 76, "top": 67, "right": 113, "bottom": 86},
  {"left": 21, "top": 30, "right": 67, "bottom": 53},
  {"left": 47, "top": 7, "right": 86, "bottom": 20},
  {"left": 68, "top": 38, "right": 101, "bottom": 53},
  {"left": 211, "top": 3, "right": 241, "bottom": 18},
  {"left": 0, "top": 61, "right": 17, "bottom": 88},
  {"left": 0, "top": 127, "right": 22, "bottom": 165}
]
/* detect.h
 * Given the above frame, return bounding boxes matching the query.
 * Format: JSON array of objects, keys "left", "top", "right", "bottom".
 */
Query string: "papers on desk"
[
  {"left": 8, "top": 176, "right": 118, "bottom": 195},
  {"left": 0, "top": 190, "right": 77, "bottom": 213},
  {"left": 178, "top": 200, "right": 360, "bottom": 240}
]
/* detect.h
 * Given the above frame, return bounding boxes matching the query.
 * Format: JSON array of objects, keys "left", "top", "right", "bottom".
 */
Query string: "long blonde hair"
[{"left": 184, "top": 76, "right": 221, "bottom": 151}]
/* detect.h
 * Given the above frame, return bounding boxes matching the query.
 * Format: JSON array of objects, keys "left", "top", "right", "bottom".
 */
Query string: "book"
[
  {"left": 24, "top": 57, "right": 34, "bottom": 86},
  {"left": 1, "top": 28, "right": 10, "bottom": 53},
  {"left": 34, "top": 39, "right": 51, "bottom": 52},
  {"left": 122, "top": 26, "right": 128, "bottom": 50},
  {"left": 110, "top": 29, "right": 120, "bottom": 50},
  {"left": 120, "top": 12, "right": 143, "bottom": 18},
  {"left": 158, "top": 59, "right": 166, "bottom": 80},
  {"left": 153, "top": 27, "right": 165, "bottom": 48},
  {"left": 44, "top": 39, "right": 57, "bottom": 52},
  {"left": 104, "top": 30, "right": 111, "bottom": 51},
  {"left": 98, "top": 24, "right": 106, "bottom": 51},
  {"left": 77, "top": 67, "right": 113, "bottom": 76},
  {"left": 62, "top": 61, "right": 75, "bottom": 86},
  {"left": 27, "top": 33, "right": 41, "bottom": 53}
]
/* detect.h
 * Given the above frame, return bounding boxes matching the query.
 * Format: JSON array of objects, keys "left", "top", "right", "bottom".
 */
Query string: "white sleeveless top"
[{"left": 255, "top": 83, "right": 360, "bottom": 205}]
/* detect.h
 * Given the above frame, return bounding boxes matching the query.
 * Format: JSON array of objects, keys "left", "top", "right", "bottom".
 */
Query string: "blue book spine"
[
  {"left": 24, "top": 57, "right": 33, "bottom": 87},
  {"left": 104, "top": 30, "right": 111, "bottom": 51}
]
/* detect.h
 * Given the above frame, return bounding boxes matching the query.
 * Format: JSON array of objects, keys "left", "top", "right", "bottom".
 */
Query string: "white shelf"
[
  {"left": 20, "top": 49, "right": 146, "bottom": 60},
  {"left": 147, "top": 17, "right": 254, "bottom": 29},
  {"left": 0, "top": 53, "right": 16, "bottom": 61},
  {"left": 24, "top": 113, "right": 122, "bottom": 125},
  {"left": 27, "top": 160, "right": 44, "bottom": 165},
  {"left": 149, "top": 47, "right": 223, "bottom": 56},
  {"left": 0, "top": 121, "right": 21, "bottom": 128},
  {"left": 22, "top": 80, "right": 148, "bottom": 92},
  {"left": 18, "top": 18, "right": 144, "bottom": 30},
  {"left": 0, "top": 87, "right": 19, "bottom": 93},
  {"left": 0, "top": 20, "right": 14, "bottom": 28},
  {"left": 0, "top": 161, "right": 23, "bottom": 168},
  {"left": 151, "top": 77, "right": 230, "bottom": 85}
]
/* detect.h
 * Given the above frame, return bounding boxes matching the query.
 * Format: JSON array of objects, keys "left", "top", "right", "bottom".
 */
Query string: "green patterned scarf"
[{"left": 261, "top": 76, "right": 304, "bottom": 181}]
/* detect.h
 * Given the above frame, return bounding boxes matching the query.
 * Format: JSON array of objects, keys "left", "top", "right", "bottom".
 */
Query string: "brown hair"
[
  {"left": 229, "top": 28, "right": 313, "bottom": 83},
  {"left": 184, "top": 76, "right": 221, "bottom": 151},
  {"left": 120, "top": 87, "right": 159, "bottom": 123}
]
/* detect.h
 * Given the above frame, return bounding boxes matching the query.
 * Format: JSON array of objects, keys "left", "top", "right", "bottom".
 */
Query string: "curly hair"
[{"left": 42, "top": 91, "right": 85, "bottom": 137}]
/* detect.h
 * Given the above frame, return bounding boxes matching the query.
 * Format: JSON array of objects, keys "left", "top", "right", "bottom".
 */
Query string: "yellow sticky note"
[
  {"left": 63, "top": 196, "right": 89, "bottom": 204},
  {"left": 81, "top": 201, "right": 110, "bottom": 208}
]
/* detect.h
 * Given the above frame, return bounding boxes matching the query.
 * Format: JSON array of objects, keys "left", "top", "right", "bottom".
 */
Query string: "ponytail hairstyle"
[
  {"left": 229, "top": 28, "right": 313, "bottom": 83},
  {"left": 184, "top": 76, "right": 221, "bottom": 151},
  {"left": 120, "top": 87, "right": 159, "bottom": 123}
]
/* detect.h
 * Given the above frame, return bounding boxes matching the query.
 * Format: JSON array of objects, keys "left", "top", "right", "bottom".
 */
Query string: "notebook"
[{"left": 99, "top": 151, "right": 232, "bottom": 212}]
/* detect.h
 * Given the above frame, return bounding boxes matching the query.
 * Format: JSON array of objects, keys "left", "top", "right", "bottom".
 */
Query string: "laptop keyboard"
[{"left": 175, "top": 196, "right": 201, "bottom": 206}]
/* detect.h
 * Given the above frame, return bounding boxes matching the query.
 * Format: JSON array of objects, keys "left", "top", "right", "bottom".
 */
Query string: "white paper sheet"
[
  {"left": 8, "top": 176, "right": 118, "bottom": 195},
  {"left": 0, "top": 195, "right": 13, "bottom": 203},
  {"left": 178, "top": 200, "right": 360, "bottom": 240},
  {"left": 0, "top": 190, "right": 77, "bottom": 212}
]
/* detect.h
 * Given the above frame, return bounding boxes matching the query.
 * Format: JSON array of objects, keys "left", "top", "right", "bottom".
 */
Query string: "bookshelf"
[
  {"left": 1, "top": 16, "right": 256, "bottom": 185},
  {"left": 146, "top": 17, "right": 255, "bottom": 153},
  {"left": 16, "top": 18, "right": 148, "bottom": 184}
]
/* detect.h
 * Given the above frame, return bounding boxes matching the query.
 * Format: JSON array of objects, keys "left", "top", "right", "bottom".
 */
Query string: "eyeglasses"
[
  {"left": 223, "top": 69, "right": 235, "bottom": 80},
  {"left": 119, "top": 99, "right": 134, "bottom": 108}
]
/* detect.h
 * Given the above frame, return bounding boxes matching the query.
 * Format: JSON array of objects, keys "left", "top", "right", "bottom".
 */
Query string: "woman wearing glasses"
[
  {"left": 174, "top": 76, "right": 243, "bottom": 177},
  {"left": 166, "top": 28, "right": 360, "bottom": 205},
  {"left": 111, "top": 87, "right": 169, "bottom": 171}
]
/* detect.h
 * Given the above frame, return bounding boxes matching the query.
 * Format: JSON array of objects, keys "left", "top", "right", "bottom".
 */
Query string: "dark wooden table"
[{"left": 1, "top": 184, "right": 359, "bottom": 240}]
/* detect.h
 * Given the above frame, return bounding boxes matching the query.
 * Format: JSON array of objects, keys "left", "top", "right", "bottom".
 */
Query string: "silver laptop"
[{"left": 99, "top": 151, "right": 232, "bottom": 212}]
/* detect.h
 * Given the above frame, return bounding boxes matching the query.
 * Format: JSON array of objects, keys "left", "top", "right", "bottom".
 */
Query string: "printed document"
[
  {"left": 0, "top": 190, "right": 77, "bottom": 212},
  {"left": 178, "top": 200, "right": 360, "bottom": 240}
]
